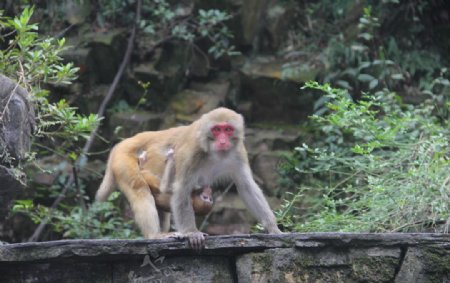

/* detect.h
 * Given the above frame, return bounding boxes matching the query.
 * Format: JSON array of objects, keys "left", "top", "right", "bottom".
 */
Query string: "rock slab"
[{"left": 0, "top": 233, "right": 448, "bottom": 282}]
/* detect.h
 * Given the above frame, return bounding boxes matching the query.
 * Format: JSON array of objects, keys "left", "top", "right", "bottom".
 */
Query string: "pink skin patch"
[
  {"left": 200, "top": 187, "right": 213, "bottom": 202},
  {"left": 211, "top": 123, "right": 234, "bottom": 151}
]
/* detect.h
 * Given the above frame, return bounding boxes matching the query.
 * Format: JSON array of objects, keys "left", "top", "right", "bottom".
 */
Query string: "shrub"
[{"left": 278, "top": 82, "right": 449, "bottom": 233}]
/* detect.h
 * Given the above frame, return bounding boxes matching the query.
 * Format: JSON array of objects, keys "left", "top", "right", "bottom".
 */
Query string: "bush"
[
  {"left": 0, "top": 7, "right": 100, "bottom": 165},
  {"left": 278, "top": 82, "right": 449, "bottom": 233},
  {"left": 14, "top": 192, "right": 139, "bottom": 239},
  {"left": 0, "top": 7, "right": 116, "bottom": 239}
]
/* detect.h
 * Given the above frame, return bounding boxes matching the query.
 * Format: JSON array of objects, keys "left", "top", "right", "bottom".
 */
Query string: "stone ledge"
[{"left": 0, "top": 233, "right": 449, "bottom": 282}]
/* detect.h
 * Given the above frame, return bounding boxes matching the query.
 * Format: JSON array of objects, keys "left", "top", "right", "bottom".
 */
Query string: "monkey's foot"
[{"left": 166, "top": 231, "right": 207, "bottom": 251}]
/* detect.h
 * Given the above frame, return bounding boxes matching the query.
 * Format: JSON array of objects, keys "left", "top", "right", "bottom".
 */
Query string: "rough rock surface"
[
  {"left": 0, "top": 75, "right": 34, "bottom": 163},
  {"left": 0, "top": 233, "right": 448, "bottom": 282},
  {"left": 0, "top": 75, "right": 34, "bottom": 220}
]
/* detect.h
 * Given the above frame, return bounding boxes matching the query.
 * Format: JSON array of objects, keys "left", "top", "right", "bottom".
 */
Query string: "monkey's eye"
[
  {"left": 211, "top": 126, "right": 221, "bottom": 133},
  {"left": 225, "top": 126, "right": 233, "bottom": 132}
]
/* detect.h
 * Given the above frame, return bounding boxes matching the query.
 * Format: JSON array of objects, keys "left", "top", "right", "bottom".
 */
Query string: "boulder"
[
  {"left": 0, "top": 75, "right": 35, "bottom": 164},
  {"left": 0, "top": 75, "right": 34, "bottom": 220}
]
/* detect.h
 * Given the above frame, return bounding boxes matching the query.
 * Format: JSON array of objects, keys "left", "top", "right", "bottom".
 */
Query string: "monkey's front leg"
[
  {"left": 234, "top": 165, "right": 282, "bottom": 234},
  {"left": 171, "top": 180, "right": 208, "bottom": 251}
]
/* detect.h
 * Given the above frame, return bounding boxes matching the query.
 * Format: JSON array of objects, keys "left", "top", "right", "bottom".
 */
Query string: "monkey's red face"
[{"left": 211, "top": 123, "right": 235, "bottom": 151}]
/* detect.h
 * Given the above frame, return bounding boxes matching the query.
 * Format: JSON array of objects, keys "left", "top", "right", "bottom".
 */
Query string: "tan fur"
[
  {"left": 139, "top": 150, "right": 213, "bottom": 215},
  {"left": 96, "top": 107, "right": 281, "bottom": 244}
]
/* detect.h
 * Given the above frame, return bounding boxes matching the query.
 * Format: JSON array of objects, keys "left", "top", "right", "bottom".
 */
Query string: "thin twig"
[
  {"left": 54, "top": 24, "right": 75, "bottom": 39},
  {"left": 1, "top": 29, "right": 17, "bottom": 39},
  {"left": 28, "top": 0, "right": 143, "bottom": 242},
  {"left": 72, "top": 165, "right": 87, "bottom": 212}
]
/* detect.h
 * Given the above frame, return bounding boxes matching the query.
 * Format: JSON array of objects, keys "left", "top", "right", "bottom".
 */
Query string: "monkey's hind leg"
[
  {"left": 140, "top": 170, "right": 161, "bottom": 192},
  {"left": 120, "top": 179, "right": 161, "bottom": 238}
]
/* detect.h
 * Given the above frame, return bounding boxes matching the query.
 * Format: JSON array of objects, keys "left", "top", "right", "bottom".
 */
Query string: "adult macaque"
[
  {"left": 96, "top": 107, "right": 281, "bottom": 250},
  {"left": 138, "top": 149, "right": 213, "bottom": 216}
]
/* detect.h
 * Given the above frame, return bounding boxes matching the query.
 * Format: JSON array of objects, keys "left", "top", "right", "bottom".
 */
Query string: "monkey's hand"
[
  {"left": 167, "top": 231, "right": 208, "bottom": 251},
  {"left": 186, "top": 231, "right": 207, "bottom": 251}
]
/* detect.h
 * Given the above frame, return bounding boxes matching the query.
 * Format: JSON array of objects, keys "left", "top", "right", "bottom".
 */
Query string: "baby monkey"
[{"left": 138, "top": 149, "right": 213, "bottom": 216}]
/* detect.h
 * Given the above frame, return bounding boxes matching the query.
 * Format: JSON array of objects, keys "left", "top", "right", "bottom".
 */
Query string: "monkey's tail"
[{"left": 96, "top": 160, "right": 116, "bottom": 202}]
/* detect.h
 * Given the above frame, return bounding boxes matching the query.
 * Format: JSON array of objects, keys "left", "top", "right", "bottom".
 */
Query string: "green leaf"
[
  {"left": 372, "top": 59, "right": 394, "bottom": 66},
  {"left": 358, "top": 32, "right": 373, "bottom": 41},
  {"left": 358, "top": 61, "right": 371, "bottom": 71},
  {"left": 359, "top": 18, "right": 370, "bottom": 25},
  {"left": 357, "top": 74, "right": 376, "bottom": 82},
  {"left": 391, "top": 73, "right": 404, "bottom": 80},
  {"left": 437, "top": 78, "right": 450, "bottom": 86},
  {"left": 336, "top": 80, "right": 352, "bottom": 90}
]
